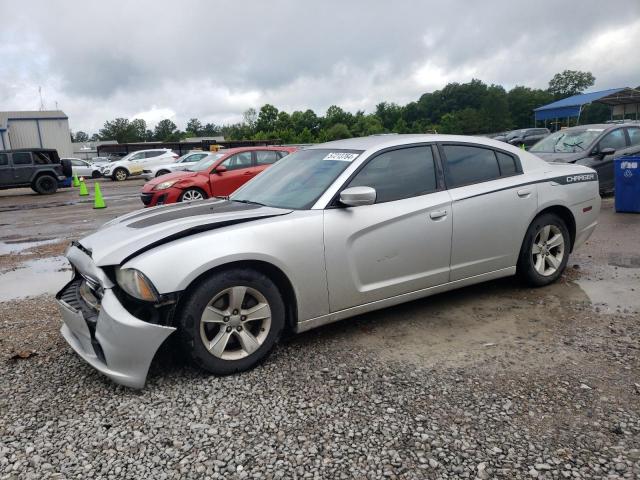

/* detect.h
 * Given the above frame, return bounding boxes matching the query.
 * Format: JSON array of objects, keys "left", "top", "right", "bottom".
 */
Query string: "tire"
[
  {"left": 60, "top": 159, "right": 72, "bottom": 177},
  {"left": 91, "top": 170, "right": 101, "bottom": 179},
  {"left": 32, "top": 175, "right": 58, "bottom": 195},
  {"left": 517, "top": 213, "right": 570, "bottom": 287},
  {"left": 177, "top": 268, "right": 285, "bottom": 375},
  {"left": 179, "top": 188, "right": 207, "bottom": 202},
  {"left": 155, "top": 170, "right": 170, "bottom": 177},
  {"left": 112, "top": 168, "right": 128, "bottom": 182}
]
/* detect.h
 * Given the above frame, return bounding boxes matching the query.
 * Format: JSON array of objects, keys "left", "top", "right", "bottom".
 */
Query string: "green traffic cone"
[
  {"left": 79, "top": 178, "right": 89, "bottom": 196},
  {"left": 520, "top": 144, "right": 525, "bottom": 150},
  {"left": 93, "top": 182, "right": 106, "bottom": 209},
  {"left": 72, "top": 174, "right": 80, "bottom": 187}
]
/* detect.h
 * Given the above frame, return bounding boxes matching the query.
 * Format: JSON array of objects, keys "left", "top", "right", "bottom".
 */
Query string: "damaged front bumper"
[{"left": 56, "top": 245, "right": 175, "bottom": 388}]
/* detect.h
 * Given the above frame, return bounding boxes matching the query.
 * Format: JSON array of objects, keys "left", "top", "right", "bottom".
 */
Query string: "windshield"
[
  {"left": 230, "top": 149, "right": 362, "bottom": 209},
  {"left": 187, "top": 153, "right": 225, "bottom": 171},
  {"left": 530, "top": 128, "right": 603, "bottom": 153}
]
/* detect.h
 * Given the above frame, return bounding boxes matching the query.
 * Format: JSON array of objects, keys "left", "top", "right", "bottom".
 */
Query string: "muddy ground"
[{"left": 0, "top": 180, "right": 638, "bottom": 479}]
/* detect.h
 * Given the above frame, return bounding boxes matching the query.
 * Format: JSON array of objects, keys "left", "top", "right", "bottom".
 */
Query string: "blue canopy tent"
[{"left": 533, "top": 87, "right": 625, "bottom": 125}]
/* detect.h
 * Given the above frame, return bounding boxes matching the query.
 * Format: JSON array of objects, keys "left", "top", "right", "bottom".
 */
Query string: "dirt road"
[{"left": 0, "top": 182, "right": 638, "bottom": 479}]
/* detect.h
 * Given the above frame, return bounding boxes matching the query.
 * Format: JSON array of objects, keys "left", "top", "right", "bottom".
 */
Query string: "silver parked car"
[{"left": 56, "top": 135, "right": 600, "bottom": 388}]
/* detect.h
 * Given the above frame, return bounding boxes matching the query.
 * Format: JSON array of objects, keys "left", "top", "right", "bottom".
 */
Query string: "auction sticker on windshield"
[{"left": 323, "top": 152, "right": 359, "bottom": 162}]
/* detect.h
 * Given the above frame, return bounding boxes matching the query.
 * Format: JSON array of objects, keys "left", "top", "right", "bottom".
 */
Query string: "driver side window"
[
  {"left": 129, "top": 152, "right": 145, "bottom": 161},
  {"left": 220, "top": 152, "right": 252, "bottom": 171},
  {"left": 599, "top": 129, "right": 627, "bottom": 151},
  {"left": 347, "top": 146, "right": 437, "bottom": 203}
]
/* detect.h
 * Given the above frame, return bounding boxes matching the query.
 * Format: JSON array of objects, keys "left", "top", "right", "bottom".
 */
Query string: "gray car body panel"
[{"left": 58, "top": 134, "right": 601, "bottom": 388}]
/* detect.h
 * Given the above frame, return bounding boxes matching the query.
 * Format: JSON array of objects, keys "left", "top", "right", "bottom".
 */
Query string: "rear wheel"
[
  {"left": 32, "top": 175, "right": 58, "bottom": 195},
  {"left": 179, "top": 188, "right": 207, "bottom": 202},
  {"left": 112, "top": 168, "right": 128, "bottom": 182},
  {"left": 155, "top": 170, "right": 170, "bottom": 177},
  {"left": 517, "top": 213, "right": 570, "bottom": 286},
  {"left": 177, "top": 269, "right": 285, "bottom": 375},
  {"left": 91, "top": 170, "right": 101, "bottom": 179}
]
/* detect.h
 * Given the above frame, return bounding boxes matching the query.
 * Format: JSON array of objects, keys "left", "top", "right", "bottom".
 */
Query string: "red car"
[{"left": 140, "top": 146, "right": 297, "bottom": 207}]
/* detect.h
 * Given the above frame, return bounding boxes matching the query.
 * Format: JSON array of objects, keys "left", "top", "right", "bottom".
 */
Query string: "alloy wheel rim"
[
  {"left": 199, "top": 286, "right": 272, "bottom": 360},
  {"left": 532, "top": 225, "right": 565, "bottom": 276},
  {"left": 115, "top": 170, "right": 126, "bottom": 181},
  {"left": 182, "top": 190, "right": 203, "bottom": 201}
]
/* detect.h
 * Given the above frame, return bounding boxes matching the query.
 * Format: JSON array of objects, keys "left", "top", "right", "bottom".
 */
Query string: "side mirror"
[
  {"left": 339, "top": 186, "right": 376, "bottom": 207},
  {"left": 599, "top": 147, "right": 615, "bottom": 158},
  {"left": 214, "top": 165, "right": 227, "bottom": 174}
]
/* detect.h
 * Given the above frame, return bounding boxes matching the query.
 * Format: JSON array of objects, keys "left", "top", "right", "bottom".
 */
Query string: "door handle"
[
  {"left": 517, "top": 189, "right": 532, "bottom": 198},
  {"left": 429, "top": 210, "right": 447, "bottom": 220},
  {"left": 243, "top": 171, "right": 253, "bottom": 176}
]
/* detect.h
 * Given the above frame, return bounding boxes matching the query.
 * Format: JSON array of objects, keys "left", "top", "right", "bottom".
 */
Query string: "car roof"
[
  {"left": 306, "top": 134, "right": 519, "bottom": 151},
  {"left": 218, "top": 146, "right": 296, "bottom": 155}
]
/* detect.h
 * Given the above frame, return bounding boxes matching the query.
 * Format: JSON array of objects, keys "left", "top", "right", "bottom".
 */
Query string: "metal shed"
[
  {"left": 533, "top": 88, "right": 626, "bottom": 123},
  {"left": 0, "top": 110, "right": 73, "bottom": 157}
]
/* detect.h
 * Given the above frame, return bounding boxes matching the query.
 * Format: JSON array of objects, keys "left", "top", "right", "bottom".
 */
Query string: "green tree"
[
  {"left": 375, "top": 102, "right": 402, "bottom": 130},
  {"left": 507, "top": 86, "right": 554, "bottom": 129},
  {"left": 99, "top": 118, "right": 137, "bottom": 143},
  {"left": 130, "top": 119, "right": 147, "bottom": 142},
  {"left": 242, "top": 108, "right": 257, "bottom": 130},
  {"left": 153, "top": 119, "right": 179, "bottom": 141},
  {"left": 256, "top": 104, "right": 279, "bottom": 132},
  {"left": 548, "top": 70, "right": 595, "bottom": 98},
  {"left": 321, "top": 123, "right": 352, "bottom": 141},
  {"left": 73, "top": 131, "right": 89, "bottom": 142},
  {"left": 186, "top": 118, "right": 203, "bottom": 137},
  {"left": 201, "top": 123, "right": 221, "bottom": 136}
]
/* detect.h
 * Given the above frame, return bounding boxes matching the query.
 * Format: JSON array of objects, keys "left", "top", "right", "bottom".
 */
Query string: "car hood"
[
  {"left": 145, "top": 170, "right": 203, "bottom": 186},
  {"left": 78, "top": 199, "right": 292, "bottom": 266},
  {"left": 531, "top": 151, "right": 586, "bottom": 163}
]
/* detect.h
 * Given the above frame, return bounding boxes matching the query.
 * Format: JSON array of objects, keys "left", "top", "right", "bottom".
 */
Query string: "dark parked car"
[
  {"left": 506, "top": 128, "right": 550, "bottom": 148},
  {"left": 530, "top": 123, "right": 640, "bottom": 193},
  {"left": 0, "top": 148, "right": 71, "bottom": 194}
]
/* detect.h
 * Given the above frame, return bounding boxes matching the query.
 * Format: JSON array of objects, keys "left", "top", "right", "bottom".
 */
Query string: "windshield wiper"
[{"left": 232, "top": 199, "right": 265, "bottom": 207}]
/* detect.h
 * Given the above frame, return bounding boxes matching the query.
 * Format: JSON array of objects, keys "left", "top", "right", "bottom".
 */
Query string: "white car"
[
  {"left": 65, "top": 158, "right": 102, "bottom": 179},
  {"left": 141, "top": 151, "right": 216, "bottom": 180},
  {"left": 101, "top": 149, "right": 178, "bottom": 181}
]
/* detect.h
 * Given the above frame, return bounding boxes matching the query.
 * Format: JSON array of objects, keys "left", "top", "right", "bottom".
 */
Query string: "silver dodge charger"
[{"left": 56, "top": 135, "right": 600, "bottom": 388}]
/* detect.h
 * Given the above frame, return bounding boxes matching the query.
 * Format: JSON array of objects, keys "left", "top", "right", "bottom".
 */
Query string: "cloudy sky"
[{"left": 1, "top": 0, "right": 639, "bottom": 134}]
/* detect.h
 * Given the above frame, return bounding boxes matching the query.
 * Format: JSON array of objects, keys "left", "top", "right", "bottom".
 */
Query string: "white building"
[{"left": 0, "top": 110, "right": 73, "bottom": 157}]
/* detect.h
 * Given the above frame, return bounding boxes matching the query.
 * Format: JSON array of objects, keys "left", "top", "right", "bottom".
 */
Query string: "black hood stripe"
[
  {"left": 119, "top": 215, "right": 284, "bottom": 265},
  {"left": 128, "top": 200, "right": 261, "bottom": 229}
]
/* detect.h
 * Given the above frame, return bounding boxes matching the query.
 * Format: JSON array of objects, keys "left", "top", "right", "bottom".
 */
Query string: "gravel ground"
[{"left": 0, "top": 188, "right": 639, "bottom": 479}]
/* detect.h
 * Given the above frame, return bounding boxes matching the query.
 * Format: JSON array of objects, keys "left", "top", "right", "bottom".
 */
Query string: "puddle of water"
[
  {"left": 0, "top": 238, "right": 60, "bottom": 255},
  {"left": 576, "top": 265, "right": 640, "bottom": 316},
  {"left": 0, "top": 256, "right": 71, "bottom": 302}
]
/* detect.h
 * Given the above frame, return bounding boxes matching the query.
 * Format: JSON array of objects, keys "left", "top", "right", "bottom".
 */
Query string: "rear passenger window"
[
  {"left": 256, "top": 150, "right": 280, "bottom": 165},
  {"left": 496, "top": 152, "right": 517, "bottom": 176},
  {"left": 12, "top": 153, "right": 32, "bottom": 165},
  {"left": 347, "top": 146, "right": 437, "bottom": 203},
  {"left": 0, "top": 154, "right": 8, "bottom": 166},
  {"left": 442, "top": 145, "right": 500, "bottom": 187},
  {"left": 627, "top": 127, "right": 640, "bottom": 147},
  {"left": 145, "top": 151, "right": 163, "bottom": 158}
]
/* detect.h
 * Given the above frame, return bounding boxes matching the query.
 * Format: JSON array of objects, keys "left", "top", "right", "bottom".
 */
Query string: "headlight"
[
  {"left": 115, "top": 268, "right": 159, "bottom": 302},
  {"left": 153, "top": 180, "right": 179, "bottom": 190}
]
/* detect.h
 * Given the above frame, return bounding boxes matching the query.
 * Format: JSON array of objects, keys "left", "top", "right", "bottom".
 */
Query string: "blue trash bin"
[{"left": 615, "top": 156, "right": 640, "bottom": 213}]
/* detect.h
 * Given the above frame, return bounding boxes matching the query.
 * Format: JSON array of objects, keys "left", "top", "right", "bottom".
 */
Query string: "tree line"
[{"left": 72, "top": 70, "right": 608, "bottom": 144}]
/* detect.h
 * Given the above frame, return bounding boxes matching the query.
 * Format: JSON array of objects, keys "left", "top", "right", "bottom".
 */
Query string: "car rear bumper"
[{"left": 56, "top": 247, "right": 175, "bottom": 388}]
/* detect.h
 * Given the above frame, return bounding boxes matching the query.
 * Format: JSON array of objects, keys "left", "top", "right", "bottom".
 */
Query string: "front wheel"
[
  {"left": 155, "top": 170, "right": 170, "bottom": 177},
  {"left": 517, "top": 213, "right": 570, "bottom": 287},
  {"left": 112, "top": 168, "right": 128, "bottom": 182},
  {"left": 177, "top": 269, "right": 285, "bottom": 375},
  {"left": 91, "top": 170, "right": 101, "bottom": 179},
  {"left": 179, "top": 188, "right": 207, "bottom": 202}
]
